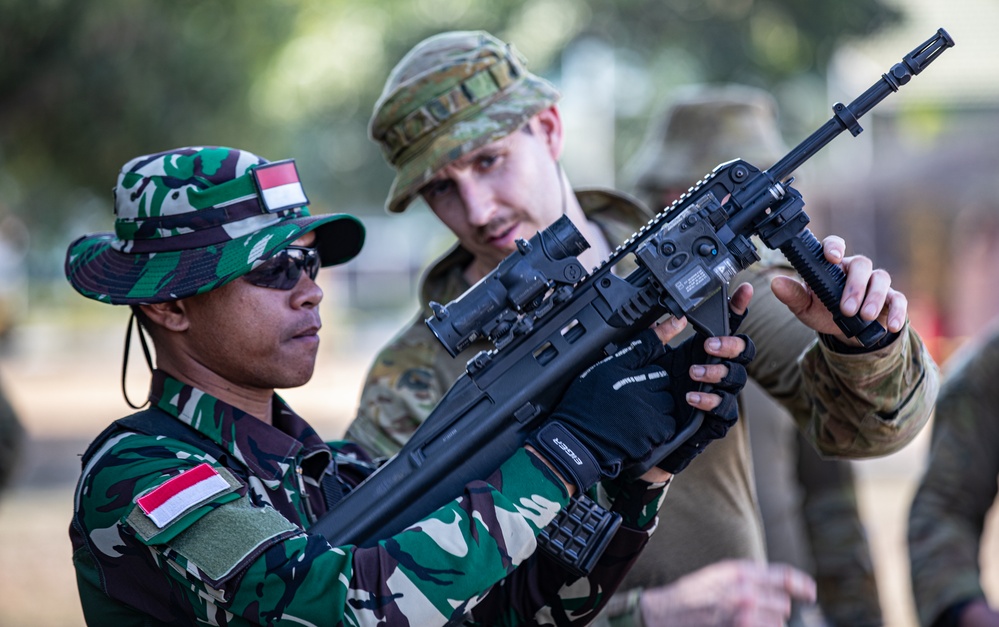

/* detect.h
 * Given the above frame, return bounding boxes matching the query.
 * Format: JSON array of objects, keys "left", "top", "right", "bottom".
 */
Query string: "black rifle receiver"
[{"left": 311, "top": 29, "right": 954, "bottom": 558}]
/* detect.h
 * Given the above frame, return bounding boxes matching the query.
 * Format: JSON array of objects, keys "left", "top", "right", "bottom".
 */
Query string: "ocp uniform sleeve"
[
  {"left": 737, "top": 263, "right": 938, "bottom": 459},
  {"left": 908, "top": 328, "right": 999, "bottom": 626},
  {"left": 348, "top": 313, "right": 466, "bottom": 459}
]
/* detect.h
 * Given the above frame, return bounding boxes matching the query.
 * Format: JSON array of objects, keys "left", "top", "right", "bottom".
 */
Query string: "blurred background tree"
[{"left": 0, "top": 0, "right": 900, "bottom": 291}]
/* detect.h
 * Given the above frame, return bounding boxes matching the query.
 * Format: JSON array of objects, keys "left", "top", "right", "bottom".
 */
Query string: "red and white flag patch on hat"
[
  {"left": 253, "top": 159, "right": 309, "bottom": 213},
  {"left": 137, "top": 463, "right": 230, "bottom": 529}
]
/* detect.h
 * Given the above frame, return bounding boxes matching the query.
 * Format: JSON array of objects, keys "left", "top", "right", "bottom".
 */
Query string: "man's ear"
[
  {"left": 533, "top": 105, "right": 564, "bottom": 161},
  {"left": 139, "top": 301, "right": 190, "bottom": 333}
]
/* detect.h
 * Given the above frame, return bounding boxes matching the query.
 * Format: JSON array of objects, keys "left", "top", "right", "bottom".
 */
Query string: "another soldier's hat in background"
[
  {"left": 65, "top": 146, "right": 365, "bottom": 305},
  {"left": 369, "top": 30, "right": 560, "bottom": 213},
  {"left": 625, "top": 84, "right": 790, "bottom": 195}
]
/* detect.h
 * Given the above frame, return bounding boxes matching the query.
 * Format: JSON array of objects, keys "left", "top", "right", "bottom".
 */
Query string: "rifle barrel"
[{"left": 768, "top": 28, "right": 954, "bottom": 183}]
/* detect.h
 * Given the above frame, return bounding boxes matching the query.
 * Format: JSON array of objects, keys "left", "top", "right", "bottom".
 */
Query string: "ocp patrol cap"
[{"left": 369, "top": 30, "right": 560, "bottom": 213}]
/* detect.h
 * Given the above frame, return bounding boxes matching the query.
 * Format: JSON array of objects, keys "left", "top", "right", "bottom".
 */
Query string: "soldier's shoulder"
[{"left": 370, "top": 316, "right": 446, "bottom": 374}]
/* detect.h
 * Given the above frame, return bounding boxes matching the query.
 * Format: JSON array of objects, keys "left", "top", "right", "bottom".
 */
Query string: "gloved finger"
[
  {"left": 688, "top": 362, "right": 744, "bottom": 388},
  {"left": 684, "top": 390, "right": 739, "bottom": 424},
  {"left": 687, "top": 408, "right": 738, "bottom": 444},
  {"left": 706, "top": 393, "right": 739, "bottom": 428},
  {"left": 714, "top": 362, "right": 747, "bottom": 393},
  {"left": 702, "top": 334, "right": 749, "bottom": 360},
  {"left": 729, "top": 307, "right": 748, "bottom": 334},
  {"left": 729, "top": 282, "right": 754, "bottom": 322},
  {"left": 652, "top": 315, "right": 688, "bottom": 345},
  {"left": 653, "top": 333, "right": 706, "bottom": 376},
  {"left": 720, "top": 333, "right": 756, "bottom": 366}
]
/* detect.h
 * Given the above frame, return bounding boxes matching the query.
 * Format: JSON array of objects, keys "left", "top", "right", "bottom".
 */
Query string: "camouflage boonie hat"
[
  {"left": 65, "top": 146, "right": 365, "bottom": 305},
  {"left": 625, "top": 84, "right": 789, "bottom": 193},
  {"left": 369, "top": 30, "right": 560, "bottom": 213}
]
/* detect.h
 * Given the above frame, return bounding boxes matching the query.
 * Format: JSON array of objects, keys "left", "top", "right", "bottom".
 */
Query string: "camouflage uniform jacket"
[
  {"left": 909, "top": 323, "right": 999, "bottom": 626},
  {"left": 70, "top": 369, "right": 667, "bottom": 626},
  {"left": 348, "top": 188, "right": 938, "bottom": 623}
]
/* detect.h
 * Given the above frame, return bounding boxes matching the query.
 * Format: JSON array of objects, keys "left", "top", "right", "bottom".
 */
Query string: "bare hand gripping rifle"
[{"left": 312, "top": 29, "right": 953, "bottom": 573}]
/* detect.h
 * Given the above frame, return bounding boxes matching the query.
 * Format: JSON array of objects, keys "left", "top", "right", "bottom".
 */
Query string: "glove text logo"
[{"left": 553, "top": 437, "right": 584, "bottom": 466}]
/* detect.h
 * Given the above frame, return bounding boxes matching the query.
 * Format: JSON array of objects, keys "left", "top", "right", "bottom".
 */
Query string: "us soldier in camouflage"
[
  {"left": 347, "top": 30, "right": 939, "bottom": 625},
  {"left": 909, "top": 319, "right": 999, "bottom": 626},
  {"left": 64, "top": 145, "right": 753, "bottom": 625},
  {"left": 624, "top": 84, "right": 884, "bottom": 626}
]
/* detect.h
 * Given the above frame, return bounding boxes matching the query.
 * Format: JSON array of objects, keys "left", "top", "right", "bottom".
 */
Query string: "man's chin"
[{"left": 273, "top": 360, "right": 317, "bottom": 390}]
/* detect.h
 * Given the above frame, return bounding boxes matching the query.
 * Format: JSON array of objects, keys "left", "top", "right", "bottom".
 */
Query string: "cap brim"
[
  {"left": 307, "top": 213, "right": 366, "bottom": 267},
  {"left": 66, "top": 212, "right": 365, "bottom": 305}
]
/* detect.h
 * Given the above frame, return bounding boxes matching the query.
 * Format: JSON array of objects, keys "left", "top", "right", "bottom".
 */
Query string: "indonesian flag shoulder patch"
[
  {"left": 137, "top": 463, "right": 231, "bottom": 529},
  {"left": 252, "top": 159, "right": 309, "bottom": 213}
]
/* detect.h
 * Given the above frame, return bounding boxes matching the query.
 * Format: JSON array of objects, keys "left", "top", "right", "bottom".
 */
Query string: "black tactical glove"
[
  {"left": 656, "top": 331, "right": 756, "bottom": 474},
  {"left": 528, "top": 329, "right": 678, "bottom": 491}
]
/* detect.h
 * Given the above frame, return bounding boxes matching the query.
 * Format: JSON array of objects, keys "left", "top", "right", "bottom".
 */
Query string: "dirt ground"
[{"left": 1, "top": 319, "right": 996, "bottom": 626}]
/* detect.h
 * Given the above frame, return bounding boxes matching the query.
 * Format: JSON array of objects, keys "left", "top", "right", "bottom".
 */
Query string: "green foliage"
[{"left": 0, "top": 0, "right": 901, "bottom": 265}]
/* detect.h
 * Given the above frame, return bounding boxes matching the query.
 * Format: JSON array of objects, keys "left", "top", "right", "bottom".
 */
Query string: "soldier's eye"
[
  {"left": 422, "top": 179, "right": 454, "bottom": 200},
  {"left": 476, "top": 154, "right": 499, "bottom": 170}
]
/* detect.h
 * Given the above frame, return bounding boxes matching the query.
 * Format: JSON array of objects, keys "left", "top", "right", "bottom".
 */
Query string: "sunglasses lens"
[{"left": 243, "top": 247, "right": 320, "bottom": 290}]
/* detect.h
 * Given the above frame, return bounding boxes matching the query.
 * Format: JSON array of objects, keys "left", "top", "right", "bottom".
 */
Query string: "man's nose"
[
  {"left": 293, "top": 273, "right": 324, "bottom": 309},
  {"left": 458, "top": 179, "right": 496, "bottom": 227}
]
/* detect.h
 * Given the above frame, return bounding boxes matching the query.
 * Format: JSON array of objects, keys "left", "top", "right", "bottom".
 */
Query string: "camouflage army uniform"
[
  {"left": 909, "top": 322, "right": 999, "bottom": 626},
  {"left": 348, "top": 189, "right": 938, "bottom": 625},
  {"left": 64, "top": 146, "right": 672, "bottom": 626},
  {"left": 355, "top": 29, "right": 937, "bottom": 626},
  {"left": 72, "top": 369, "right": 668, "bottom": 625}
]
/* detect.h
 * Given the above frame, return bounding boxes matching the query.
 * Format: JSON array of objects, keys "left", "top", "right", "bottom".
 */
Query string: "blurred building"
[{"left": 809, "top": 0, "right": 999, "bottom": 361}]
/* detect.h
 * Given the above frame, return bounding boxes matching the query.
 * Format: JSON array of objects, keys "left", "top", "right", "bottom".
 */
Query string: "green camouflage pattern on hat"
[
  {"left": 625, "top": 84, "right": 789, "bottom": 195},
  {"left": 65, "top": 146, "right": 364, "bottom": 305},
  {"left": 369, "top": 30, "right": 560, "bottom": 213}
]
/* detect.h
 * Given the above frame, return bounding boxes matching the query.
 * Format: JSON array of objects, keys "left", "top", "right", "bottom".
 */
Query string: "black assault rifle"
[{"left": 312, "top": 28, "right": 953, "bottom": 573}]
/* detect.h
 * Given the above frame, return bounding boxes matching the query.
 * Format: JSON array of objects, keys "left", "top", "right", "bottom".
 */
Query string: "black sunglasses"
[{"left": 242, "top": 246, "right": 321, "bottom": 290}]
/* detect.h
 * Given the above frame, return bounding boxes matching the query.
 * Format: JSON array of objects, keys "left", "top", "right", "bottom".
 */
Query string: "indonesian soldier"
[
  {"left": 346, "top": 30, "right": 939, "bottom": 625},
  {"left": 64, "top": 145, "right": 753, "bottom": 625},
  {"left": 624, "top": 83, "right": 884, "bottom": 626}
]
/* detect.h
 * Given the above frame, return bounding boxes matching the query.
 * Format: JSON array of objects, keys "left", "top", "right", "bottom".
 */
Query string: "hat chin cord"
[
  {"left": 556, "top": 159, "right": 568, "bottom": 218},
  {"left": 122, "top": 310, "right": 154, "bottom": 409}
]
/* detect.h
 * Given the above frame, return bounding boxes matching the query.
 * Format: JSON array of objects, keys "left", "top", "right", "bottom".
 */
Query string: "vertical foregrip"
[{"left": 779, "top": 229, "right": 886, "bottom": 346}]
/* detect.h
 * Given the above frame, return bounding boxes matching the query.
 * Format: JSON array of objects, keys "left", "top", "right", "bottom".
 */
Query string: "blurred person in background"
[
  {"left": 0, "top": 213, "right": 27, "bottom": 497},
  {"left": 63, "top": 146, "right": 749, "bottom": 625},
  {"left": 909, "top": 316, "right": 999, "bottom": 627},
  {"left": 0, "top": 377, "right": 23, "bottom": 496},
  {"left": 623, "top": 83, "right": 884, "bottom": 626},
  {"left": 347, "top": 29, "right": 938, "bottom": 626}
]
